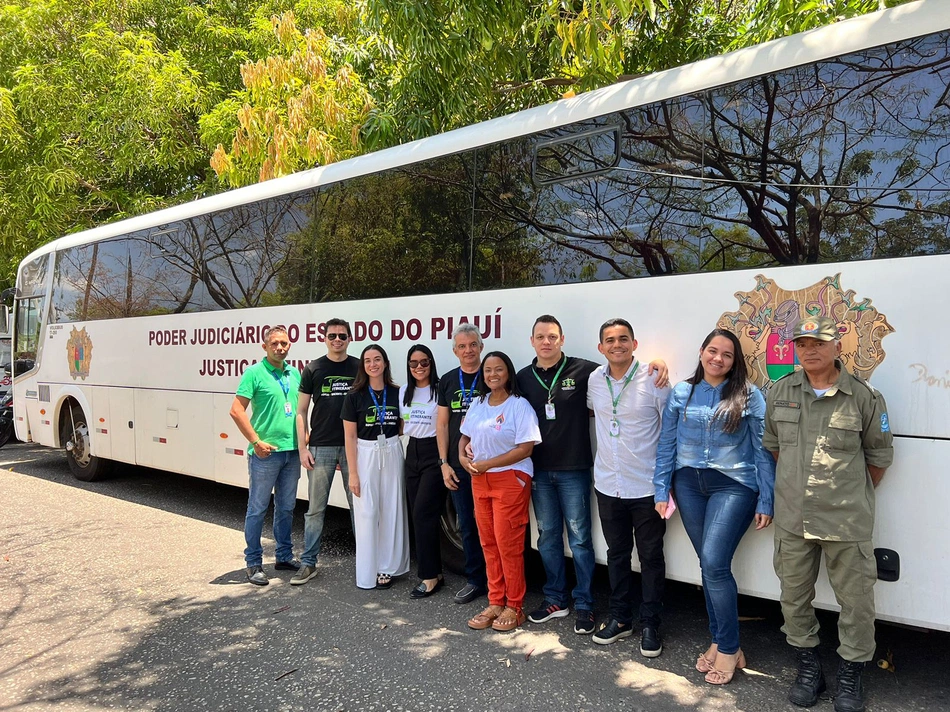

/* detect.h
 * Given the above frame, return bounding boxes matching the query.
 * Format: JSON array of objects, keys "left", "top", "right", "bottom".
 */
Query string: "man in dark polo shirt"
[
  {"left": 438, "top": 323, "right": 488, "bottom": 604},
  {"left": 292, "top": 318, "right": 358, "bottom": 586},
  {"left": 230, "top": 326, "right": 302, "bottom": 586},
  {"left": 519, "top": 315, "right": 667, "bottom": 635}
]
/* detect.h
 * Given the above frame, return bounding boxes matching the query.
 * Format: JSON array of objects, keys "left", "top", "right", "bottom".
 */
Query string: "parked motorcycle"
[{"left": 0, "top": 392, "right": 14, "bottom": 449}]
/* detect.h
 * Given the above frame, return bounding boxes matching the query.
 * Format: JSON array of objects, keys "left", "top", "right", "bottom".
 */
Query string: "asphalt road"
[{"left": 0, "top": 441, "right": 947, "bottom": 712}]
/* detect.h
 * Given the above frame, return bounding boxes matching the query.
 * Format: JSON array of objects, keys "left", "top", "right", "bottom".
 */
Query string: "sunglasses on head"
[
  {"left": 409, "top": 359, "right": 430, "bottom": 369},
  {"left": 326, "top": 333, "right": 349, "bottom": 341}
]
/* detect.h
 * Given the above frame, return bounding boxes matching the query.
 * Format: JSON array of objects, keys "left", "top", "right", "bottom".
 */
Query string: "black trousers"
[
  {"left": 405, "top": 436, "right": 444, "bottom": 579},
  {"left": 596, "top": 490, "right": 666, "bottom": 628}
]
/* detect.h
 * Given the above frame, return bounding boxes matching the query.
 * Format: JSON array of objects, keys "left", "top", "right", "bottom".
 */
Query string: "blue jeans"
[
  {"left": 244, "top": 450, "right": 300, "bottom": 567},
  {"left": 451, "top": 466, "right": 487, "bottom": 588},
  {"left": 532, "top": 469, "right": 595, "bottom": 610},
  {"left": 673, "top": 467, "right": 757, "bottom": 655},
  {"left": 301, "top": 446, "right": 355, "bottom": 567}
]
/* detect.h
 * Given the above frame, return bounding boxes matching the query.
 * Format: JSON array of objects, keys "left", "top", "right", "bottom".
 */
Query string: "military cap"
[{"left": 791, "top": 316, "right": 838, "bottom": 342}]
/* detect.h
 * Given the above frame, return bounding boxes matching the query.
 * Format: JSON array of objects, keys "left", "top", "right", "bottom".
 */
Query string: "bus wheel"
[
  {"left": 439, "top": 493, "right": 466, "bottom": 575},
  {"left": 64, "top": 408, "right": 109, "bottom": 482}
]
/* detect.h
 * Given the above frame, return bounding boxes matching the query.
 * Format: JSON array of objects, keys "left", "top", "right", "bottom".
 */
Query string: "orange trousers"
[{"left": 471, "top": 469, "right": 531, "bottom": 609}]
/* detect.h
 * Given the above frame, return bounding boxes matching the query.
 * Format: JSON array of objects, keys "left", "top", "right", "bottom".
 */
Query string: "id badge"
[
  {"left": 545, "top": 402, "right": 556, "bottom": 420},
  {"left": 377, "top": 433, "right": 387, "bottom": 445},
  {"left": 284, "top": 402, "right": 293, "bottom": 417},
  {"left": 609, "top": 418, "right": 620, "bottom": 437}
]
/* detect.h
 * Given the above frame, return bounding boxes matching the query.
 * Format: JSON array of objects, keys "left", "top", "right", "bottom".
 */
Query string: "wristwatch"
[{"left": 439, "top": 458, "right": 448, "bottom": 465}]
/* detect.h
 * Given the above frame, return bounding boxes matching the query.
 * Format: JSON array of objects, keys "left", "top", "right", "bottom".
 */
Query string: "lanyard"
[
  {"left": 369, "top": 387, "right": 388, "bottom": 429},
  {"left": 269, "top": 367, "right": 290, "bottom": 400},
  {"left": 605, "top": 361, "right": 639, "bottom": 417},
  {"left": 532, "top": 356, "right": 567, "bottom": 404},
  {"left": 458, "top": 368, "right": 479, "bottom": 406}
]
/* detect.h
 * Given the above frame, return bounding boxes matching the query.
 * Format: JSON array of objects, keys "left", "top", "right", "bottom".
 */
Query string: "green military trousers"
[{"left": 773, "top": 526, "right": 878, "bottom": 662}]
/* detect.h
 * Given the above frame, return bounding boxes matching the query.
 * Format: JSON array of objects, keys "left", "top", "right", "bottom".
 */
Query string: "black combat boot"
[
  {"left": 788, "top": 647, "right": 827, "bottom": 707},
  {"left": 834, "top": 660, "right": 866, "bottom": 712}
]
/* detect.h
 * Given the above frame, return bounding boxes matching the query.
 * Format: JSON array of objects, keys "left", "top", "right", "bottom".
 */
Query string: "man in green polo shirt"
[
  {"left": 230, "top": 326, "right": 303, "bottom": 586},
  {"left": 764, "top": 316, "right": 893, "bottom": 712}
]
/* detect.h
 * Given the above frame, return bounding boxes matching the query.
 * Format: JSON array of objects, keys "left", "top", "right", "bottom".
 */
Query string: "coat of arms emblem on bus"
[
  {"left": 66, "top": 327, "right": 93, "bottom": 381},
  {"left": 717, "top": 274, "right": 894, "bottom": 388}
]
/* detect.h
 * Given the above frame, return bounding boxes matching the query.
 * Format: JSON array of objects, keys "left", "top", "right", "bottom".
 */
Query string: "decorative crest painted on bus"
[
  {"left": 66, "top": 327, "right": 93, "bottom": 381},
  {"left": 717, "top": 274, "right": 894, "bottom": 388}
]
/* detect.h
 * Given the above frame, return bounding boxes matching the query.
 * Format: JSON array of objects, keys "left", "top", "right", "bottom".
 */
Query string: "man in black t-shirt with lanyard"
[
  {"left": 292, "top": 318, "right": 358, "bottom": 586},
  {"left": 438, "top": 323, "right": 488, "bottom": 604}
]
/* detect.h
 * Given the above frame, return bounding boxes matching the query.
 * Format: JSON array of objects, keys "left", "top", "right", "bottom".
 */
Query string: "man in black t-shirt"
[
  {"left": 292, "top": 318, "right": 358, "bottom": 586},
  {"left": 516, "top": 315, "right": 600, "bottom": 633},
  {"left": 437, "top": 323, "right": 488, "bottom": 604}
]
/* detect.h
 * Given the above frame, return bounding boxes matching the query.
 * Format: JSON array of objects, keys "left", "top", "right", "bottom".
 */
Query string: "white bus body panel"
[{"left": 24, "top": 253, "right": 950, "bottom": 630}]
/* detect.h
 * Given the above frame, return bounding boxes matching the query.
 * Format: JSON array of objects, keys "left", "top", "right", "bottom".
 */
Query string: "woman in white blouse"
[{"left": 459, "top": 351, "right": 541, "bottom": 632}]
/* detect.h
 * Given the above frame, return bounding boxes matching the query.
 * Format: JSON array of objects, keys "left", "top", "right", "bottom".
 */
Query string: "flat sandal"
[{"left": 468, "top": 605, "right": 504, "bottom": 630}]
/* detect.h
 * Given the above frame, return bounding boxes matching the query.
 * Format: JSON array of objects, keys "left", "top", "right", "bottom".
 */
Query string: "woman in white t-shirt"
[
  {"left": 459, "top": 351, "right": 541, "bottom": 632},
  {"left": 399, "top": 344, "right": 445, "bottom": 599}
]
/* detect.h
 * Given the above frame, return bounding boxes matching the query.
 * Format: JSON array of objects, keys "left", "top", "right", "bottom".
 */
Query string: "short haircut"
[
  {"left": 532, "top": 314, "right": 562, "bottom": 336},
  {"left": 325, "top": 318, "right": 351, "bottom": 338},
  {"left": 599, "top": 318, "right": 635, "bottom": 342},
  {"left": 263, "top": 326, "right": 288, "bottom": 343},
  {"left": 452, "top": 322, "right": 483, "bottom": 347}
]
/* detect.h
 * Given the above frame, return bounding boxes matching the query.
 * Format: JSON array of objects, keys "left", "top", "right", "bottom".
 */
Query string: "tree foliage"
[
  {"left": 0, "top": 0, "right": 913, "bottom": 287},
  {"left": 203, "top": 9, "right": 372, "bottom": 187}
]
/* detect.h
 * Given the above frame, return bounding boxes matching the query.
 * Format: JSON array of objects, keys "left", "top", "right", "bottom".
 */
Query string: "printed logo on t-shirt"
[
  {"left": 450, "top": 389, "right": 475, "bottom": 411},
  {"left": 403, "top": 402, "right": 434, "bottom": 425},
  {"left": 321, "top": 375, "right": 354, "bottom": 396},
  {"left": 365, "top": 405, "right": 399, "bottom": 426},
  {"left": 493, "top": 413, "right": 505, "bottom": 430},
  {"left": 560, "top": 377, "right": 576, "bottom": 391}
]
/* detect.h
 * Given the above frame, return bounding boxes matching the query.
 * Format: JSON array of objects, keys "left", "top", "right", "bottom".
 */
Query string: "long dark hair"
[
  {"left": 403, "top": 343, "right": 439, "bottom": 406},
  {"left": 684, "top": 329, "right": 749, "bottom": 434},
  {"left": 351, "top": 344, "right": 396, "bottom": 392},
  {"left": 477, "top": 351, "right": 521, "bottom": 401}
]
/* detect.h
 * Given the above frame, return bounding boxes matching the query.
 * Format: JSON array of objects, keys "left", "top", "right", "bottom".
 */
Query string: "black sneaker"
[
  {"left": 574, "top": 610, "right": 595, "bottom": 635},
  {"left": 528, "top": 601, "right": 570, "bottom": 624},
  {"left": 246, "top": 565, "right": 269, "bottom": 586},
  {"left": 592, "top": 618, "right": 632, "bottom": 645},
  {"left": 275, "top": 558, "right": 301, "bottom": 571},
  {"left": 639, "top": 626, "right": 663, "bottom": 658}
]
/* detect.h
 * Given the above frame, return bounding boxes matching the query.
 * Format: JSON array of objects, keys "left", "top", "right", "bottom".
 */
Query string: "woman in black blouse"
[{"left": 342, "top": 344, "right": 409, "bottom": 589}]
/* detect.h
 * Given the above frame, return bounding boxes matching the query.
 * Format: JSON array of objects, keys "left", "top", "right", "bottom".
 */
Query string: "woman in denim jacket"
[{"left": 654, "top": 328, "right": 775, "bottom": 686}]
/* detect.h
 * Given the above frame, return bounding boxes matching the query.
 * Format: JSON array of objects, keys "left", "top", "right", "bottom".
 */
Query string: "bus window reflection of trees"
[{"left": 475, "top": 31, "right": 950, "bottom": 286}]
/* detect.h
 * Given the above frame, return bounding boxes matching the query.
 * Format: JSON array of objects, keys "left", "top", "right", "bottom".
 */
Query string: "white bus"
[{"left": 12, "top": 0, "right": 950, "bottom": 630}]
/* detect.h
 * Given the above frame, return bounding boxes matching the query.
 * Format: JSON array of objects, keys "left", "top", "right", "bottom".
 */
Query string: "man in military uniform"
[{"left": 763, "top": 316, "right": 893, "bottom": 712}]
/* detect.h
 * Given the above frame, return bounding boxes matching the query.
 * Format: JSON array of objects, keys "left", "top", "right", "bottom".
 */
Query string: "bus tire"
[
  {"left": 439, "top": 493, "right": 466, "bottom": 575},
  {"left": 63, "top": 407, "right": 110, "bottom": 482}
]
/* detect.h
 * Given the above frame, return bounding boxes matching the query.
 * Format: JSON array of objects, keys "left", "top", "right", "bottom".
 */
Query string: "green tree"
[
  {"left": 201, "top": 9, "right": 372, "bottom": 187},
  {"left": 359, "top": 0, "right": 906, "bottom": 146}
]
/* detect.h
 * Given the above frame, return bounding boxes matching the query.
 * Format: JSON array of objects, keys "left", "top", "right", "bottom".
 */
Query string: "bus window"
[{"left": 14, "top": 297, "right": 41, "bottom": 370}]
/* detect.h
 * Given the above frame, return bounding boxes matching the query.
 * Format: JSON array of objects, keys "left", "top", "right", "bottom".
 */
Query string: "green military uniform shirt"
[{"left": 763, "top": 364, "right": 893, "bottom": 542}]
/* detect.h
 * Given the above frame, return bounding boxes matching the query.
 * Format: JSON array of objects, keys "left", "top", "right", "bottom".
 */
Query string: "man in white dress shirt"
[{"left": 587, "top": 318, "right": 671, "bottom": 658}]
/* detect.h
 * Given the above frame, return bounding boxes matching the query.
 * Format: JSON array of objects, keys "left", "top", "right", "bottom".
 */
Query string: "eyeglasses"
[
  {"left": 326, "top": 333, "right": 349, "bottom": 341},
  {"left": 409, "top": 359, "right": 430, "bottom": 369}
]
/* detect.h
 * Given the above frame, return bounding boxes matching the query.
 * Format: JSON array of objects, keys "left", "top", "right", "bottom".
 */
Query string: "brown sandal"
[
  {"left": 704, "top": 649, "right": 746, "bottom": 685},
  {"left": 468, "top": 605, "right": 504, "bottom": 630},
  {"left": 696, "top": 644, "right": 719, "bottom": 673},
  {"left": 491, "top": 606, "right": 526, "bottom": 631}
]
